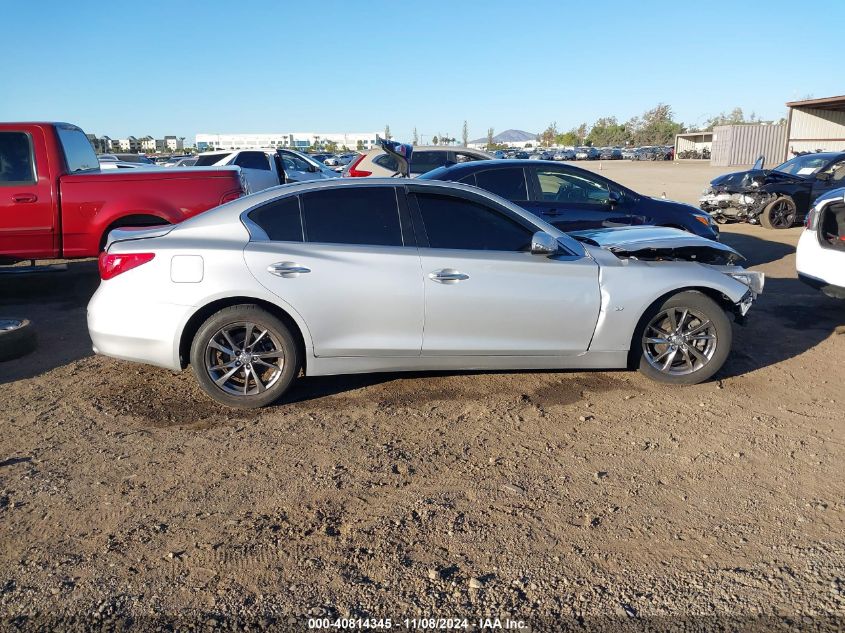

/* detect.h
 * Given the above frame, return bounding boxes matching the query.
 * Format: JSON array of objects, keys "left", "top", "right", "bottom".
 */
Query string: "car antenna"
[{"left": 377, "top": 136, "right": 413, "bottom": 178}]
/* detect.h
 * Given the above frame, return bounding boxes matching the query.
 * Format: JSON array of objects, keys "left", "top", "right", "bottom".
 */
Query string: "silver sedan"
[{"left": 88, "top": 179, "right": 762, "bottom": 408}]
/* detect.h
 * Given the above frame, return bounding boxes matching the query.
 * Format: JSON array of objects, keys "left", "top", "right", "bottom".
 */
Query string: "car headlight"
[{"left": 726, "top": 270, "right": 765, "bottom": 296}]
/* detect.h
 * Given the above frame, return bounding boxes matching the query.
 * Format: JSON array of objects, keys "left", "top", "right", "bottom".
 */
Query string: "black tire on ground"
[
  {"left": 634, "top": 291, "right": 732, "bottom": 385},
  {"left": 189, "top": 305, "right": 299, "bottom": 408},
  {"left": 760, "top": 196, "right": 797, "bottom": 230},
  {"left": 0, "top": 318, "right": 37, "bottom": 362}
]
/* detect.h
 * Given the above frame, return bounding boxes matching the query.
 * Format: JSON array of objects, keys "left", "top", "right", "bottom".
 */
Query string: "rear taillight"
[
  {"left": 805, "top": 207, "right": 818, "bottom": 230},
  {"left": 98, "top": 252, "right": 155, "bottom": 280},
  {"left": 345, "top": 153, "right": 371, "bottom": 177},
  {"left": 220, "top": 189, "right": 243, "bottom": 204}
]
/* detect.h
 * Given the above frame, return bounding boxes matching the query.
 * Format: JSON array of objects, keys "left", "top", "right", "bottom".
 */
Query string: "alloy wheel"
[
  {"left": 204, "top": 322, "right": 285, "bottom": 396},
  {"left": 768, "top": 199, "right": 796, "bottom": 228},
  {"left": 641, "top": 307, "right": 718, "bottom": 376}
]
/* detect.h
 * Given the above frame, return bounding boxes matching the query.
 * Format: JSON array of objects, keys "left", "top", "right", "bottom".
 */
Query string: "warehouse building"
[
  {"left": 674, "top": 123, "right": 786, "bottom": 167},
  {"left": 784, "top": 95, "right": 845, "bottom": 157}
]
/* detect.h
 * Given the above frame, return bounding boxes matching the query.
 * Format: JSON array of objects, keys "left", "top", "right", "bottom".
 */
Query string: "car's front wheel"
[
  {"left": 760, "top": 196, "right": 797, "bottom": 229},
  {"left": 635, "top": 291, "right": 732, "bottom": 385},
  {"left": 190, "top": 305, "right": 299, "bottom": 408}
]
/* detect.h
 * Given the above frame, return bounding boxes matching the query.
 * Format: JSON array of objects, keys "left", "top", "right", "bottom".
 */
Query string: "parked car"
[
  {"left": 0, "top": 122, "right": 245, "bottom": 262},
  {"left": 343, "top": 146, "right": 493, "bottom": 178},
  {"left": 700, "top": 152, "right": 845, "bottom": 228},
  {"left": 553, "top": 149, "right": 576, "bottom": 161},
  {"left": 796, "top": 188, "right": 845, "bottom": 298},
  {"left": 309, "top": 153, "right": 335, "bottom": 164},
  {"left": 99, "top": 161, "right": 155, "bottom": 170},
  {"left": 419, "top": 160, "right": 720, "bottom": 238},
  {"left": 575, "top": 147, "right": 600, "bottom": 160},
  {"left": 621, "top": 148, "right": 637, "bottom": 160},
  {"left": 88, "top": 178, "right": 761, "bottom": 408},
  {"left": 195, "top": 148, "right": 337, "bottom": 192},
  {"left": 97, "top": 153, "right": 156, "bottom": 165},
  {"left": 599, "top": 148, "right": 623, "bottom": 160},
  {"left": 512, "top": 151, "right": 530, "bottom": 160},
  {"left": 168, "top": 157, "right": 198, "bottom": 168}
]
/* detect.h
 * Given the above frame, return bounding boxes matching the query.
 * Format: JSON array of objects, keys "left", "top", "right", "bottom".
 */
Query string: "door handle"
[
  {"left": 12, "top": 194, "right": 37, "bottom": 203},
  {"left": 428, "top": 268, "right": 469, "bottom": 284},
  {"left": 267, "top": 262, "right": 311, "bottom": 277}
]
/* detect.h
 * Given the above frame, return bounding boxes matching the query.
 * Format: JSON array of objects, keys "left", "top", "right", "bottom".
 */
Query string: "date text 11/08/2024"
[{"left": 307, "top": 617, "right": 528, "bottom": 630}]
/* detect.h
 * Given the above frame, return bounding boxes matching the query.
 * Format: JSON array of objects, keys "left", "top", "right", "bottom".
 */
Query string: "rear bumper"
[
  {"left": 87, "top": 288, "right": 192, "bottom": 371},
  {"left": 798, "top": 273, "right": 845, "bottom": 299}
]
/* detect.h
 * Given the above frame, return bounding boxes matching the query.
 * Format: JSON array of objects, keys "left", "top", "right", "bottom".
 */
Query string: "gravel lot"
[{"left": 1, "top": 162, "right": 843, "bottom": 631}]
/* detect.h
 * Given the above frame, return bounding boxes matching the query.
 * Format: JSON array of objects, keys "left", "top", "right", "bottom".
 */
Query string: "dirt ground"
[{"left": 1, "top": 162, "right": 843, "bottom": 631}]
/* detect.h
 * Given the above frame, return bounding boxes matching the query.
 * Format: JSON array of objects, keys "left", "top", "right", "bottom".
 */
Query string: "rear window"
[
  {"left": 0, "top": 132, "right": 36, "bottom": 184},
  {"left": 195, "top": 153, "right": 230, "bottom": 166},
  {"left": 410, "top": 151, "right": 448, "bottom": 175},
  {"left": 248, "top": 196, "right": 303, "bottom": 242},
  {"left": 301, "top": 187, "right": 402, "bottom": 247},
  {"left": 55, "top": 125, "right": 98, "bottom": 173},
  {"left": 234, "top": 152, "right": 271, "bottom": 171}
]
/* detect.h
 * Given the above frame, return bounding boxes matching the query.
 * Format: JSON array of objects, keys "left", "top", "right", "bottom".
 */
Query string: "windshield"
[
  {"left": 56, "top": 125, "right": 99, "bottom": 173},
  {"left": 774, "top": 154, "right": 833, "bottom": 176},
  {"left": 194, "top": 153, "right": 229, "bottom": 166}
]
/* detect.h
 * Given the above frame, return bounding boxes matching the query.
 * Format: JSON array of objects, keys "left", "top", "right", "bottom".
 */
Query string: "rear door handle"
[
  {"left": 267, "top": 262, "right": 311, "bottom": 277},
  {"left": 428, "top": 268, "right": 469, "bottom": 284},
  {"left": 12, "top": 194, "right": 37, "bottom": 203}
]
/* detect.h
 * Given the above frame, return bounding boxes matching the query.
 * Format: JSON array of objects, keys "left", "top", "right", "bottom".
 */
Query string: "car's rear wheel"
[
  {"left": 190, "top": 305, "right": 299, "bottom": 408},
  {"left": 635, "top": 291, "right": 731, "bottom": 385},
  {"left": 0, "top": 318, "right": 37, "bottom": 362},
  {"left": 760, "top": 196, "right": 797, "bottom": 229}
]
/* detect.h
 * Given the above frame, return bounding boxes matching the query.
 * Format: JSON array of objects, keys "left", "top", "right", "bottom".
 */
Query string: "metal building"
[
  {"left": 784, "top": 95, "right": 845, "bottom": 157},
  {"left": 674, "top": 132, "right": 713, "bottom": 158},
  {"left": 709, "top": 123, "right": 786, "bottom": 167}
]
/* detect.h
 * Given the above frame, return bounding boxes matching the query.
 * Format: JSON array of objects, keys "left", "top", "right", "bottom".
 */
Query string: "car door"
[
  {"left": 232, "top": 151, "right": 279, "bottom": 192},
  {"left": 278, "top": 151, "right": 320, "bottom": 182},
  {"left": 408, "top": 186, "right": 601, "bottom": 356},
  {"left": 243, "top": 185, "right": 423, "bottom": 357},
  {"left": 0, "top": 129, "right": 56, "bottom": 259},
  {"left": 525, "top": 165, "right": 632, "bottom": 231}
]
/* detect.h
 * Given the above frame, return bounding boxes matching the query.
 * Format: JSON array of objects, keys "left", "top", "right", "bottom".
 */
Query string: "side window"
[
  {"left": 829, "top": 160, "right": 845, "bottom": 182},
  {"left": 281, "top": 152, "right": 312, "bottom": 172},
  {"left": 454, "top": 151, "right": 483, "bottom": 164},
  {"left": 457, "top": 173, "right": 477, "bottom": 186},
  {"left": 373, "top": 153, "right": 399, "bottom": 173},
  {"left": 474, "top": 168, "right": 528, "bottom": 201},
  {"left": 235, "top": 151, "right": 271, "bottom": 171},
  {"left": 410, "top": 151, "right": 447, "bottom": 175},
  {"left": 0, "top": 132, "right": 36, "bottom": 185},
  {"left": 301, "top": 187, "right": 402, "bottom": 247},
  {"left": 531, "top": 168, "right": 609, "bottom": 204},
  {"left": 414, "top": 193, "right": 533, "bottom": 251},
  {"left": 247, "top": 196, "right": 303, "bottom": 242}
]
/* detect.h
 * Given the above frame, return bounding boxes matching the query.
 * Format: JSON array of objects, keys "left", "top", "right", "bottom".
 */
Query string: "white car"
[
  {"left": 194, "top": 148, "right": 337, "bottom": 192},
  {"left": 343, "top": 146, "right": 493, "bottom": 178},
  {"left": 88, "top": 179, "right": 763, "bottom": 409},
  {"left": 796, "top": 188, "right": 845, "bottom": 298}
]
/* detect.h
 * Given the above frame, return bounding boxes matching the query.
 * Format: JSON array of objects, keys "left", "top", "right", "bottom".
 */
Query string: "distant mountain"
[{"left": 469, "top": 129, "right": 537, "bottom": 144}]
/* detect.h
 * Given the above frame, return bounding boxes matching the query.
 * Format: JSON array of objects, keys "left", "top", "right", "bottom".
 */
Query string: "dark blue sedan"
[{"left": 419, "top": 160, "right": 719, "bottom": 239}]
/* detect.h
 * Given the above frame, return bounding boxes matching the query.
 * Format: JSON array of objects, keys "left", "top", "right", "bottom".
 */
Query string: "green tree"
[
  {"left": 586, "top": 117, "right": 630, "bottom": 147},
  {"left": 554, "top": 131, "right": 579, "bottom": 147},
  {"left": 462, "top": 120, "right": 469, "bottom": 147},
  {"left": 539, "top": 122, "right": 558, "bottom": 147},
  {"left": 384, "top": 124, "right": 392, "bottom": 140},
  {"left": 412, "top": 127, "right": 419, "bottom": 146},
  {"left": 486, "top": 127, "right": 494, "bottom": 149},
  {"left": 356, "top": 140, "right": 364, "bottom": 151},
  {"left": 432, "top": 135, "right": 439, "bottom": 145},
  {"left": 627, "top": 104, "right": 684, "bottom": 145},
  {"left": 576, "top": 123, "right": 589, "bottom": 145}
]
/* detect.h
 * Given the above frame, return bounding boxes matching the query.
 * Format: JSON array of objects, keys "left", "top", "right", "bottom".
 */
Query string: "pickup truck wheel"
[
  {"left": 760, "top": 196, "right": 797, "bottom": 229},
  {"left": 635, "top": 292, "right": 731, "bottom": 385},
  {"left": 190, "top": 305, "right": 299, "bottom": 409},
  {"left": 0, "top": 318, "right": 37, "bottom": 362}
]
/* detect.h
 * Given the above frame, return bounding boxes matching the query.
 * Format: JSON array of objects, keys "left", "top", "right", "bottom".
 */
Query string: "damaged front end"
[{"left": 699, "top": 186, "right": 774, "bottom": 224}]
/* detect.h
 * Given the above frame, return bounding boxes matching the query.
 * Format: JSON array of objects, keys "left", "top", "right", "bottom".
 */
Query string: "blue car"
[{"left": 420, "top": 160, "right": 719, "bottom": 239}]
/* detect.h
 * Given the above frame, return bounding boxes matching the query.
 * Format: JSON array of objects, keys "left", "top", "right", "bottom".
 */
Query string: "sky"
[{"left": 2, "top": 0, "right": 843, "bottom": 144}]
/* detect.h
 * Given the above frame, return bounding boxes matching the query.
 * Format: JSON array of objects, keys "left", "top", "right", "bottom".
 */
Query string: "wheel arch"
[
  {"left": 99, "top": 213, "right": 172, "bottom": 251},
  {"left": 178, "top": 296, "right": 308, "bottom": 373}
]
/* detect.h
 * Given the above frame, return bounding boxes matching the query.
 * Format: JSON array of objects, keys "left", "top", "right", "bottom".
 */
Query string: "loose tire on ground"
[
  {"left": 634, "top": 291, "right": 732, "bottom": 385},
  {"left": 760, "top": 196, "right": 797, "bottom": 230},
  {"left": 189, "top": 305, "right": 299, "bottom": 408},
  {"left": 0, "top": 318, "right": 37, "bottom": 362}
]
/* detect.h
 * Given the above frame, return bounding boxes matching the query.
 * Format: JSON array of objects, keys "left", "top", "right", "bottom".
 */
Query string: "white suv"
[
  {"left": 796, "top": 188, "right": 845, "bottom": 298},
  {"left": 194, "top": 149, "right": 337, "bottom": 192},
  {"left": 343, "top": 146, "right": 493, "bottom": 178}
]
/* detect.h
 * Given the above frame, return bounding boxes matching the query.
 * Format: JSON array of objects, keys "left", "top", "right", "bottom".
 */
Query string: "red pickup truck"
[{"left": 0, "top": 122, "right": 245, "bottom": 263}]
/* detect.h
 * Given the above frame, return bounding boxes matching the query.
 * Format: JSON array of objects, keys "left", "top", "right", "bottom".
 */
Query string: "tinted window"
[
  {"left": 532, "top": 168, "right": 609, "bottom": 204},
  {"left": 280, "top": 152, "right": 313, "bottom": 172},
  {"left": 410, "top": 151, "right": 447, "bottom": 175},
  {"left": 457, "top": 173, "right": 477, "bottom": 186},
  {"left": 415, "top": 193, "right": 532, "bottom": 251},
  {"left": 248, "top": 196, "right": 303, "bottom": 242},
  {"left": 0, "top": 132, "right": 36, "bottom": 184},
  {"left": 235, "top": 151, "right": 271, "bottom": 171},
  {"left": 301, "top": 187, "right": 402, "bottom": 246},
  {"left": 195, "top": 153, "right": 229, "bottom": 166},
  {"left": 454, "top": 151, "right": 483, "bottom": 164},
  {"left": 373, "top": 153, "right": 399, "bottom": 173},
  {"left": 55, "top": 126, "right": 98, "bottom": 173},
  {"left": 474, "top": 168, "right": 528, "bottom": 200}
]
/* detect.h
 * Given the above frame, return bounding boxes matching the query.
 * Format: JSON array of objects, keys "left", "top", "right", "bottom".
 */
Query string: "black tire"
[
  {"left": 760, "top": 196, "right": 797, "bottom": 229},
  {"left": 0, "top": 318, "right": 37, "bottom": 362},
  {"left": 634, "top": 291, "right": 732, "bottom": 385},
  {"left": 189, "top": 305, "right": 299, "bottom": 408}
]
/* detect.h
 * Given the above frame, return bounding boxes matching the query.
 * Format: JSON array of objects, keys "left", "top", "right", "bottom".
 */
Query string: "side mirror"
[
  {"left": 308, "top": 164, "right": 320, "bottom": 173},
  {"left": 530, "top": 231, "right": 558, "bottom": 255},
  {"left": 607, "top": 190, "right": 622, "bottom": 206}
]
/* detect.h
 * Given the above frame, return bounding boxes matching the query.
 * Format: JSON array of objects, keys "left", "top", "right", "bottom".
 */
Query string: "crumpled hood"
[
  {"left": 709, "top": 168, "right": 805, "bottom": 192},
  {"left": 569, "top": 226, "right": 744, "bottom": 265}
]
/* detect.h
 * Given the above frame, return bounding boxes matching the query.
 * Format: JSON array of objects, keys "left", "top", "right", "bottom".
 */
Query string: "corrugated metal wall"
[
  {"left": 710, "top": 124, "right": 786, "bottom": 167},
  {"left": 787, "top": 108, "right": 845, "bottom": 154}
]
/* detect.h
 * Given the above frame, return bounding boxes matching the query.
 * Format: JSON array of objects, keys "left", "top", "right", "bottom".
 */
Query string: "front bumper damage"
[{"left": 699, "top": 188, "right": 773, "bottom": 223}]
